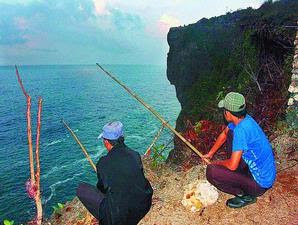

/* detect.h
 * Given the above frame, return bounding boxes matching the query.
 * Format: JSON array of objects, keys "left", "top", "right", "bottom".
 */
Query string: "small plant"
[
  {"left": 194, "top": 122, "right": 202, "bottom": 134},
  {"left": 151, "top": 144, "right": 166, "bottom": 168},
  {"left": 216, "top": 90, "right": 224, "bottom": 101},
  {"left": 52, "top": 203, "right": 64, "bottom": 215},
  {"left": 77, "top": 212, "right": 84, "bottom": 220},
  {"left": 275, "top": 120, "right": 290, "bottom": 133},
  {"left": 3, "top": 220, "right": 14, "bottom": 225},
  {"left": 286, "top": 107, "right": 298, "bottom": 134}
]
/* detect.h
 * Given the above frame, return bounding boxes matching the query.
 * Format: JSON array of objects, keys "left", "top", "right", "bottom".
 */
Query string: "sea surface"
[{"left": 0, "top": 64, "right": 180, "bottom": 222}]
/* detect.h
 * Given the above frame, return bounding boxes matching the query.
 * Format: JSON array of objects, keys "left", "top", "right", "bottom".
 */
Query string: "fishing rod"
[
  {"left": 62, "top": 120, "right": 97, "bottom": 172},
  {"left": 96, "top": 63, "right": 210, "bottom": 164}
]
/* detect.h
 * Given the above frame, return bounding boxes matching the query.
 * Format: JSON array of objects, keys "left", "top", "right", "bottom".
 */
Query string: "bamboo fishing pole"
[
  {"left": 62, "top": 120, "right": 97, "bottom": 172},
  {"left": 96, "top": 63, "right": 210, "bottom": 164}
]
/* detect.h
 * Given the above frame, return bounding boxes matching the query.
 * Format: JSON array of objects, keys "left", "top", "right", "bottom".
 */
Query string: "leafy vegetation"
[
  {"left": 3, "top": 220, "right": 14, "bottom": 225},
  {"left": 286, "top": 107, "right": 298, "bottom": 131},
  {"left": 171, "top": 0, "right": 297, "bottom": 129},
  {"left": 52, "top": 203, "right": 65, "bottom": 215},
  {"left": 181, "top": 28, "right": 260, "bottom": 122},
  {"left": 151, "top": 144, "right": 167, "bottom": 168},
  {"left": 167, "top": 0, "right": 298, "bottom": 162}
]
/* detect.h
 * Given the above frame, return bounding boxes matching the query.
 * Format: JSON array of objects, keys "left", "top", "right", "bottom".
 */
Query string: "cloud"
[
  {"left": 0, "top": 0, "right": 267, "bottom": 65},
  {"left": 110, "top": 8, "right": 144, "bottom": 31},
  {"left": 92, "top": 0, "right": 109, "bottom": 15},
  {"left": 156, "top": 14, "right": 181, "bottom": 35},
  {"left": 31, "top": 48, "right": 58, "bottom": 53},
  {"left": 0, "top": 0, "right": 38, "bottom": 5},
  {"left": 146, "top": 14, "right": 181, "bottom": 37},
  {"left": 0, "top": 4, "right": 29, "bottom": 45},
  {"left": 0, "top": 0, "right": 152, "bottom": 64},
  {"left": 78, "top": 3, "right": 84, "bottom": 11},
  {"left": 0, "top": 30, "right": 27, "bottom": 45},
  {"left": 14, "top": 17, "right": 29, "bottom": 30}
]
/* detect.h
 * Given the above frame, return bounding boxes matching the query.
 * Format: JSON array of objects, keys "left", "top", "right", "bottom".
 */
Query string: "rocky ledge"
[{"left": 166, "top": 0, "right": 298, "bottom": 162}]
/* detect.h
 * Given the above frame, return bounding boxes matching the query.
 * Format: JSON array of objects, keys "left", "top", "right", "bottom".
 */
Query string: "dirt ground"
[{"left": 46, "top": 134, "right": 298, "bottom": 225}]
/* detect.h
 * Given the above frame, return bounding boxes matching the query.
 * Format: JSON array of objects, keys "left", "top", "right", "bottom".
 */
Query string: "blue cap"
[{"left": 97, "top": 121, "right": 124, "bottom": 140}]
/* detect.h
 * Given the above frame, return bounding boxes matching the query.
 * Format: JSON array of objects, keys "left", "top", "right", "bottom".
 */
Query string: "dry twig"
[{"left": 15, "top": 66, "right": 43, "bottom": 224}]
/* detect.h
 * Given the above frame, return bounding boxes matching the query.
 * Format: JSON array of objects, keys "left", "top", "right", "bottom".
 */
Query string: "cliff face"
[
  {"left": 167, "top": 16, "right": 240, "bottom": 119},
  {"left": 167, "top": 0, "right": 298, "bottom": 163}
]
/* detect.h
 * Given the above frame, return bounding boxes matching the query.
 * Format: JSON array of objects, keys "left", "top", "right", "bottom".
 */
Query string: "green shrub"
[
  {"left": 286, "top": 106, "right": 298, "bottom": 131},
  {"left": 52, "top": 203, "right": 64, "bottom": 215},
  {"left": 151, "top": 144, "right": 167, "bottom": 168},
  {"left": 3, "top": 220, "right": 14, "bottom": 225}
]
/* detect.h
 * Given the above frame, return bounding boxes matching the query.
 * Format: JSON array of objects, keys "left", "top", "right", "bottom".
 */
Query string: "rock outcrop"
[
  {"left": 166, "top": 0, "right": 298, "bottom": 163},
  {"left": 286, "top": 24, "right": 298, "bottom": 132}
]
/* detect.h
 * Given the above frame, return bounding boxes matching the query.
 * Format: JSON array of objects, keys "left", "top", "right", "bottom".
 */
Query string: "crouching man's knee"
[
  {"left": 76, "top": 182, "right": 88, "bottom": 198},
  {"left": 206, "top": 164, "right": 217, "bottom": 185}
]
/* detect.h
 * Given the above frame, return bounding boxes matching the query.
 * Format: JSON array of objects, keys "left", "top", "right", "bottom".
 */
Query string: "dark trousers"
[
  {"left": 76, "top": 182, "right": 105, "bottom": 220},
  {"left": 206, "top": 130, "right": 268, "bottom": 197}
]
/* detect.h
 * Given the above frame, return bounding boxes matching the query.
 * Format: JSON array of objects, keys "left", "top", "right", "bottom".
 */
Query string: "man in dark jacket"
[{"left": 77, "top": 121, "right": 153, "bottom": 225}]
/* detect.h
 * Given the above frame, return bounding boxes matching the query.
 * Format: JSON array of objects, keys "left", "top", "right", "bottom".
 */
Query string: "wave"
[
  {"left": 147, "top": 129, "right": 158, "bottom": 136},
  {"left": 73, "top": 151, "right": 100, "bottom": 166},
  {"left": 46, "top": 139, "right": 63, "bottom": 147},
  {"left": 43, "top": 172, "right": 83, "bottom": 205},
  {"left": 65, "top": 129, "right": 78, "bottom": 138},
  {"left": 126, "top": 135, "right": 146, "bottom": 140},
  {"left": 41, "top": 164, "right": 69, "bottom": 179},
  {"left": 42, "top": 150, "right": 100, "bottom": 179}
]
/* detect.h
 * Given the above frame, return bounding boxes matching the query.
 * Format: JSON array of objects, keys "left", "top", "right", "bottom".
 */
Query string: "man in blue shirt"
[{"left": 203, "top": 92, "right": 276, "bottom": 208}]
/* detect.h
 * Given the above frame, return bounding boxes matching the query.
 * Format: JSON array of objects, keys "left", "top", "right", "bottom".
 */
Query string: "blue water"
[{"left": 0, "top": 65, "right": 180, "bottom": 223}]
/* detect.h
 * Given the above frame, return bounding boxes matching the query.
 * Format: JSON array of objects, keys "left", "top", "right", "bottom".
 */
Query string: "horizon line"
[{"left": 0, "top": 63, "right": 165, "bottom": 67}]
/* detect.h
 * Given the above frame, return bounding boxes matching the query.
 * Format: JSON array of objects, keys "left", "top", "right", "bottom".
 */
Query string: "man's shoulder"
[
  {"left": 124, "top": 146, "right": 141, "bottom": 158},
  {"left": 236, "top": 115, "right": 256, "bottom": 129},
  {"left": 227, "top": 123, "right": 235, "bottom": 130},
  {"left": 125, "top": 146, "right": 139, "bottom": 154},
  {"left": 121, "top": 147, "right": 142, "bottom": 165},
  {"left": 97, "top": 155, "right": 109, "bottom": 167}
]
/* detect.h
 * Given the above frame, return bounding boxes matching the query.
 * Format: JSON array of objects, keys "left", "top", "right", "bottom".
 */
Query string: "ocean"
[{"left": 0, "top": 64, "right": 180, "bottom": 223}]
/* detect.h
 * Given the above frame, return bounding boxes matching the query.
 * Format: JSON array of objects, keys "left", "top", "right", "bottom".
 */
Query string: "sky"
[{"left": 0, "top": 0, "right": 266, "bottom": 65}]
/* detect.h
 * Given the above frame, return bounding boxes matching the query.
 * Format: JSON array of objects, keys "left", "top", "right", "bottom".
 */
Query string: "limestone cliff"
[{"left": 167, "top": 0, "right": 298, "bottom": 163}]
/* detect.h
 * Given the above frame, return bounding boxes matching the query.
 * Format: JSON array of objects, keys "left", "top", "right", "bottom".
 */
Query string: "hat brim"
[{"left": 218, "top": 100, "right": 225, "bottom": 108}]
